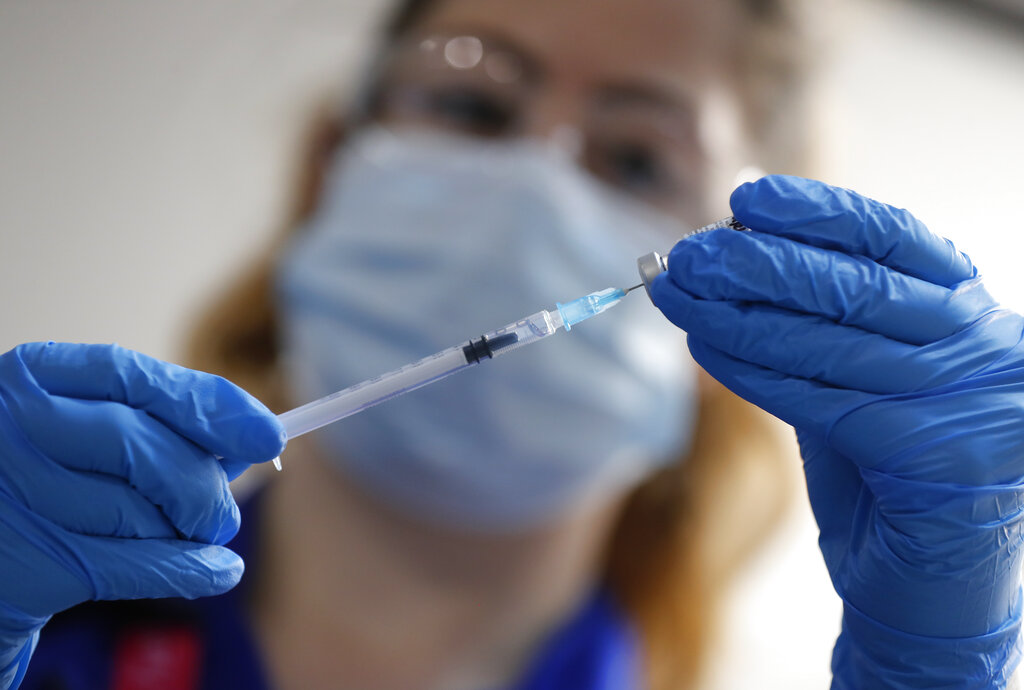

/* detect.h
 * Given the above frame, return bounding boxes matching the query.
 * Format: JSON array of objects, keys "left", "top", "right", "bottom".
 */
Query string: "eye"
[
  {"left": 421, "top": 87, "right": 517, "bottom": 137},
  {"left": 588, "top": 141, "right": 672, "bottom": 197}
]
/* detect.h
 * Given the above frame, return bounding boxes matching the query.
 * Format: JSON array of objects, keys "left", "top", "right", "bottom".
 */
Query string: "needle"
[{"left": 624, "top": 283, "right": 645, "bottom": 294}]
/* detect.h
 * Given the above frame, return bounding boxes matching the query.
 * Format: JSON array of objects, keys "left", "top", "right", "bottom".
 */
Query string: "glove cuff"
[
  {"left": 832, "top": 601, "right": 1022, "bottom": 690},
  {"left": 0, "top": 599, "right": 48, "bottom": 670},
  {"left": 0, "top": 630, "right": 39, "bottom": 690}
]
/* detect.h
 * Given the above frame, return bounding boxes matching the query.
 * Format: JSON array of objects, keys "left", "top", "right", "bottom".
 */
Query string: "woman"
[
  {"left": 5, "top": 1, "right": 805, "bottom": 688},
  {"left": 9, "top": 0, "right": 1021, "bottom": 688},
  {"left": 185, "top": 1, "right": 808, "bottom": 687}
]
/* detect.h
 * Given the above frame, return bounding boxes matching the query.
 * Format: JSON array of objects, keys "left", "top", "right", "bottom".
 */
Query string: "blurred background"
[{"left": 1, "top": 0, "right": 1022, "bottom": 687}]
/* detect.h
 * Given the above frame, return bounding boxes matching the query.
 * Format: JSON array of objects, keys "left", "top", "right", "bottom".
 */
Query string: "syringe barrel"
[
  {"left": 636, "top": 215, "right": 750, "bottom": 301},
  {"left": 274, "top": 299, "right": 615, "bottom": 448},
  {"left": 277, "top": 311, "right": 559, "bottom": 440},
  {"left": 478, "top": 310, "right": 559, "bottom": 358},
  {"left": 278, "top": 344, "right": 473, "bottom": 439}
]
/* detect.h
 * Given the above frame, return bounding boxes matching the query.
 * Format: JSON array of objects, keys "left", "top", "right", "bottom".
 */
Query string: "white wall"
[
  {"left": 1, "top": 1, "right": 1023, "bottom": 688},
  {"left": 827, "top": 0, "right": 1024, "bottom": 311},
  {"left": 0, "top": 0, "right": 386, "bottom": 360}
]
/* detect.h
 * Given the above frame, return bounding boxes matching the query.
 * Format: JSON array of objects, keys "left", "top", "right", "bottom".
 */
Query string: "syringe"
[{"left": 268, "top": 286, "right": 634, "bottom": 470}]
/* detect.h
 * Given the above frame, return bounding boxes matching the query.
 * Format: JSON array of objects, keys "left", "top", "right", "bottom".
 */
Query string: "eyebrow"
[{"left": 595, "top": 83, "right": 697, "bottom": 119}]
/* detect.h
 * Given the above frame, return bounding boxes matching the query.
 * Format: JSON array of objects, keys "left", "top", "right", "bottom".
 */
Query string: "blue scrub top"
[{"left": 19, "top": 490, "right": 642, "bottom": 690}]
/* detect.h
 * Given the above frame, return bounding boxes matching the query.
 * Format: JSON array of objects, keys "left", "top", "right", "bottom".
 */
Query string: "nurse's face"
[{"left": 368, "top": 0, "right": 752, "bottom": 221}]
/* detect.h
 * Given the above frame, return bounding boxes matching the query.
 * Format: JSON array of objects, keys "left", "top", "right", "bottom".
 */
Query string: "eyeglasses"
[{"left": 360, "top": 32, "right": 711, "bottom": 217}]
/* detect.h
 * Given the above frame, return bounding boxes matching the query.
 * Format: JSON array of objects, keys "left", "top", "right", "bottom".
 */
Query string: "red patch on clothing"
[{"left": 111, "top": 627, "right": 201, "bottom": 690}]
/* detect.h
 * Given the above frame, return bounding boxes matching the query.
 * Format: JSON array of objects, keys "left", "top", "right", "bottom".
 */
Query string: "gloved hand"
[
  {"left": 651, "top": 175, "right": 1024, "bottom": 689},
  {"left": 0, "top": 342, "right": 285, "bottom": 689}
]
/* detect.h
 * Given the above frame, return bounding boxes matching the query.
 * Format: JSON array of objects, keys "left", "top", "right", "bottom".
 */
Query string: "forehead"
[{"left": 409, "top": 0, "right": 743, "bottom": 94}]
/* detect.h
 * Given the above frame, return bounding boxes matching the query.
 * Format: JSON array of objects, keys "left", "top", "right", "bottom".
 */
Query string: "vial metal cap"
[{"left": 637, "top": 251, "right": 669, "bottom": 301}]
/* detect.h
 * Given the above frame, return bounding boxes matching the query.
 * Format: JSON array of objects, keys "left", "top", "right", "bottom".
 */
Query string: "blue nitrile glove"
[
  {"left": 650, "top": 175, "right": 1024, "bottom": 689},
  {"left": 0, "top": 342, "right": 286, "bottom": 689}
]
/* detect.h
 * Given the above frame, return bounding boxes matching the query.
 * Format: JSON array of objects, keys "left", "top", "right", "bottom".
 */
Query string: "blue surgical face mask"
[{"left": 275, "top": 127, "right": 698, "bottom": 531}]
